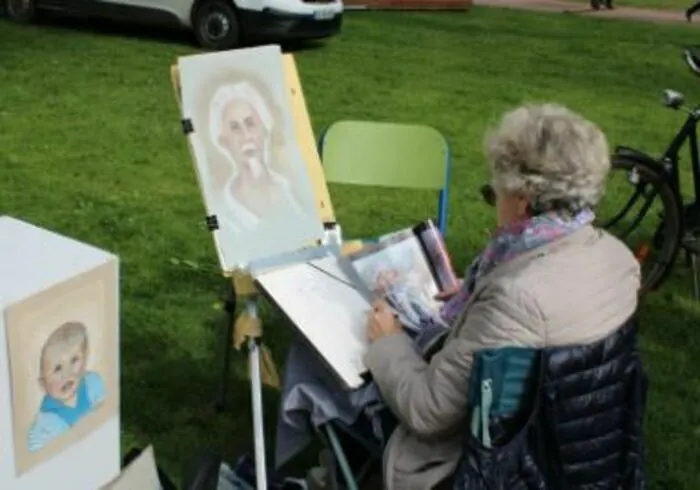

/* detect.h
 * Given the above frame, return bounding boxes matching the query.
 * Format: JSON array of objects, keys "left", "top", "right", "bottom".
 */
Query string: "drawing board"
[
  {"left": 6, "top": 263, "right": 119, "bottom": 476},
  {"left": 0, "top": 216, "right": 120, "bottom": 490},
  {"left": 177, "top": 46, "right": 327, "bottom": 273},
  {"left": 255, "top": 256, "right": 372, "bottom": 389}
]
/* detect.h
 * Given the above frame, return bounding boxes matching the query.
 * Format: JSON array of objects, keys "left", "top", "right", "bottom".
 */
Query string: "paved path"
[{"left": 475, "top": 0, "right": 697, "bottom": 26}]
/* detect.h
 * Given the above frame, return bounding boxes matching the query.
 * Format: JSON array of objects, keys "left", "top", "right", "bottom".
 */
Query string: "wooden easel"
[{"left": 170, "top": 53, "right": 336, "bottom": 490}]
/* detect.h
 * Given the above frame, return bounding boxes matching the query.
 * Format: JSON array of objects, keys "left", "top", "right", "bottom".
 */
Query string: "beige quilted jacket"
[{"left": 364, "top": 225, "right": 640, "bottom": 490}]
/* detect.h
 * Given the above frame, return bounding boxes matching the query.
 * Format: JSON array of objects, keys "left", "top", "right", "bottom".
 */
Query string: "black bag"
[{"left": 453, "top": 353, "right": 547, "bottom": 490}]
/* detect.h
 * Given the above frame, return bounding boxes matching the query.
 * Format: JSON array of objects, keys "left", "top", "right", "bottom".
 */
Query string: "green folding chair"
[
  {"left": 314, "top": 120, "right": 453, "bottom": 490},
  {"left": 318, "top": 120, "right": 452, "bottom": 235}
]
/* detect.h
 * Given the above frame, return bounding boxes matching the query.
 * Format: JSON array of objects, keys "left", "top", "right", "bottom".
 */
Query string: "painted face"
[
  {"left": 41, "top": 340, "right": 87, "bottom": 403},
  {"left": 374, "top": 269, "right": 400, "bottom": 293},
  {"left": 218, "top": 98, "right": 268, "bottom": 180}
]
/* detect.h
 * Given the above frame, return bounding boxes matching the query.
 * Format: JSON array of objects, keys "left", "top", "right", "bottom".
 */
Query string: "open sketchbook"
[
  {"left": 254, "top": 221, "right": 457, "bottom": 389},
  {"left": 255, "top": 255, "right": 372, "bottom": 389},
  {"left": 346, "top": 219, "right": 458, "bottom": 331}
]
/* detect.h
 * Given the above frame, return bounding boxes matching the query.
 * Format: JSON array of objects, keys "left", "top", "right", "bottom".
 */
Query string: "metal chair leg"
[
  {"left": 215, "top": 283, "right": 237, "bottom": 412},
  {"left": 324, "top": 425, "right": 359, "bottom": 490}
]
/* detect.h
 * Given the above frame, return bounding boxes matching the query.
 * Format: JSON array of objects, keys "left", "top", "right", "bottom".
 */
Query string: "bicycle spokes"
[{"left": 600, "top": 179, "right": 657, "bottom": 239}]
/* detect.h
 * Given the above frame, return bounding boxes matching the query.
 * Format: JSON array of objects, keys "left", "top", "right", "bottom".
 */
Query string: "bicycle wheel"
[{"left": 596, "top": 155, "right": 683, "bottom": 294}]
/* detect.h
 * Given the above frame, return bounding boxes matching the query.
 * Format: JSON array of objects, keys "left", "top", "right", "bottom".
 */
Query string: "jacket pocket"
[{"left": 393, "top": 430, "right": 462, "bottom": 473}]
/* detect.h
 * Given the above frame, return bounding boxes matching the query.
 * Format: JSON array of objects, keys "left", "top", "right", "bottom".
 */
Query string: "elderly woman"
[{"left": 364, "top": 103, "right": 640, "bottom": 489}]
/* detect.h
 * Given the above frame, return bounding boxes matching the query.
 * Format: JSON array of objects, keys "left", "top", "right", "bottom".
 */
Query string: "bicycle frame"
[
  {"left": 660, "top": 107, "right": 700, "bottom": 204},
  {"left": 606, "top": 105, "right": 700, "bottom": 244},
  {"left": 611, "top": 106, "right": 700, "bottom": 230}
]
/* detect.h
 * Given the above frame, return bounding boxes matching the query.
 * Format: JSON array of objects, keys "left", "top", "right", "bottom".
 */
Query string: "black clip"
[
  {"left": 205, "top": 215, "right": 219, "bottom": 231},
  {"left": 182, "top": 118, "right": 194, "bottom": 135},
  {"left": 323, "top": 221, "right": 337, "bottom": 230}
]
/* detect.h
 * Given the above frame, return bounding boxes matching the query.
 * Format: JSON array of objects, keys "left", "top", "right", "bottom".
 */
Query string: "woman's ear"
[{"left": 517, "top": 194, "right": 532, "bottom": 217}]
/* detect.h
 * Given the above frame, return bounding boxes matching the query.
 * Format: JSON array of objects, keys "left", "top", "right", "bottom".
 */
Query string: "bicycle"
[{"left": 598, "top": 49, "right": 700, "bottom": 295}]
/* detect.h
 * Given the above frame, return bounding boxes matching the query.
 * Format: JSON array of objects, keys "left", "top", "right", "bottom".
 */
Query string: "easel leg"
[
  {"left": 245, "top": 300, "right": 268, "bottom": 490},
  {"left": 216, "top": 283, "right": 237, "bottom": 412}
]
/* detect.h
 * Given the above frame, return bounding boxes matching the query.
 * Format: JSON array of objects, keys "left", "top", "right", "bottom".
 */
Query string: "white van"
[{"left": 3, "top": 0, "right": 343, "bottom": 49}]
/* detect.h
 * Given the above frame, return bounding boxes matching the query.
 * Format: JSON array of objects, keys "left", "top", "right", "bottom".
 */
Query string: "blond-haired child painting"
[{"left": 28, "top": 321, "right": 107, "bottom": 453}]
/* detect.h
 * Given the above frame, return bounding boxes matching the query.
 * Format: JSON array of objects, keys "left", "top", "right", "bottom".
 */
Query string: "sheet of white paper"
[
  {"left": 256, "top": 256, "right": 371, "bottom": 389},
  {"left": 101, "top": 446, "right": 161, "bottom": 490}
]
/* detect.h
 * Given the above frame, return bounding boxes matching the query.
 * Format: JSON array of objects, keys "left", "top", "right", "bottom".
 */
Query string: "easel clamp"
[
  {"left": 206, "top": 214, "right": 219, "bottom": 231},
  {"left": 182, "top": 118, "right": 194, "bottom": 135}
]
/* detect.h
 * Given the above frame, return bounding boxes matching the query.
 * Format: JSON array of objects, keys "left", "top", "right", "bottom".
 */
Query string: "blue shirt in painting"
[{"left": 28, "top": 371, "right": 107, "bottom": 453}]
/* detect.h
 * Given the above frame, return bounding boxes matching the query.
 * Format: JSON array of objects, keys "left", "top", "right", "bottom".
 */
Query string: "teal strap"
[
  {"left": 481, "top": 379, "right": 493, "bottom": 448},
  {"left": 470, "top": 402, "right": 480, "bottom": 441},
  {"left": 470, "top": 378, "right": 494, "bottom": 448}
]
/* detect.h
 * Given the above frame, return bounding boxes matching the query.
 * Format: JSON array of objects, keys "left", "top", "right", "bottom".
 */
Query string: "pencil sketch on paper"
[
  {"left": 4, "top": 263, "right": 119, "bottom": 476},
  {"left": 177, "top": 46, "right": 324, "bottom": 271},
  {"left": 255, "top": 256, "right": 371, "bottom": 388}
]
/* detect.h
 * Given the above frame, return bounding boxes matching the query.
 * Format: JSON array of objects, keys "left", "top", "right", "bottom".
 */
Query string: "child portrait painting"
[{"left": 4, "top": 261, "right": 118, "bottom": 476}]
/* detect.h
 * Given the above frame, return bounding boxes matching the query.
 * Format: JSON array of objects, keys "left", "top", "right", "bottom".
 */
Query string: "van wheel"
[
  {"left": 5, "top": 0, "right": 36, "bottom": 23},
  {"left": 193, "top": 0, "right": 240, "bottom": 50}
]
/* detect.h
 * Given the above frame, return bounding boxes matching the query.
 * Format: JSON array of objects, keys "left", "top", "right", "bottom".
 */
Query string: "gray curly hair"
[{"left": 484, "top": 103, "right": 610, "bottom": 213}]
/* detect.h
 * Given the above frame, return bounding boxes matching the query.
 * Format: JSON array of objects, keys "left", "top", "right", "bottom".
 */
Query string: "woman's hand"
[
  {"left": 434, "top": 279, "right": 464, "bottom": 302},
  {"left": 367, "top": 299, "right": 402, "bottom": 342}
]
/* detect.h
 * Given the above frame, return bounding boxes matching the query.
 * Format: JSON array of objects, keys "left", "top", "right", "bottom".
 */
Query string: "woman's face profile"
[{"left": 218, "top": 97, "right": 267, "bottom": 178}]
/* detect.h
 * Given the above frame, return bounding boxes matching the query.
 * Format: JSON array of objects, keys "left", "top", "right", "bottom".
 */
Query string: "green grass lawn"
[
  {"left": 573, "top": 0, "right": 691, "bottom": 10},
  {"left": 623, "top": 0, "right": 689, "bottom": 9},
  {"left": 1, "top": 7, "right": 700, "bottom": 488}
]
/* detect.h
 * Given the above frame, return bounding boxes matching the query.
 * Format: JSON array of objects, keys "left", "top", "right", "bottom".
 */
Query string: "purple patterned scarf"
[{"left": 440, "top": 209, "right": 595, "bottom": 324}]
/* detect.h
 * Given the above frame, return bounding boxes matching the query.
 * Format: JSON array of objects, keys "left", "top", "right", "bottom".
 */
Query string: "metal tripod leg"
[{"left": 244, "top": 300, "right": 268, "bottom": 490}]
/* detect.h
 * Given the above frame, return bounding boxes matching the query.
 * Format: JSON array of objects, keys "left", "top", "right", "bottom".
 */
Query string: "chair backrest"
[
  {"left": 461, "top": 318, "right": 646, "bottom": 488},
  {"left": 318, "top": 120, "right": 451, "bottom": 234}
]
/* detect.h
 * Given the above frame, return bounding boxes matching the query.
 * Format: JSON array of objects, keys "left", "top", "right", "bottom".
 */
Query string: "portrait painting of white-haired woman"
[{"left": 178, "top": 49, "right": 324, "bottom": 269}]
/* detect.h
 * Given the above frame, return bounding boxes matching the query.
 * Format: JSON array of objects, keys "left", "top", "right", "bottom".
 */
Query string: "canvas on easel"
[
  {"left": 172, "top": 48, "right": 342, "bottom": 490},
  {"left": 177, "top": 45, "right": 327, "bottom": 273}
]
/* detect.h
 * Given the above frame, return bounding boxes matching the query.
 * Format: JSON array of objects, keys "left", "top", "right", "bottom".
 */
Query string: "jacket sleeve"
[{"left": 364, "top": 283, "right": 544, "bottom": 439}]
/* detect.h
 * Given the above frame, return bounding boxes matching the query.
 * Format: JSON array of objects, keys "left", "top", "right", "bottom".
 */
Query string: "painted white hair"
[
  {"left": 208, "top": 81, "right": 274, "bottom": 158},
  {"left": 485, "top": 103, "right": 610, "bottom": 212}
]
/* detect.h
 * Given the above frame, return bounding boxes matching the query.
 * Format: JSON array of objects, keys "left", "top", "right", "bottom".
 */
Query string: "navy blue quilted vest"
[{"left": 454, "top": 316, "right": 647, "bottom": 490}]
